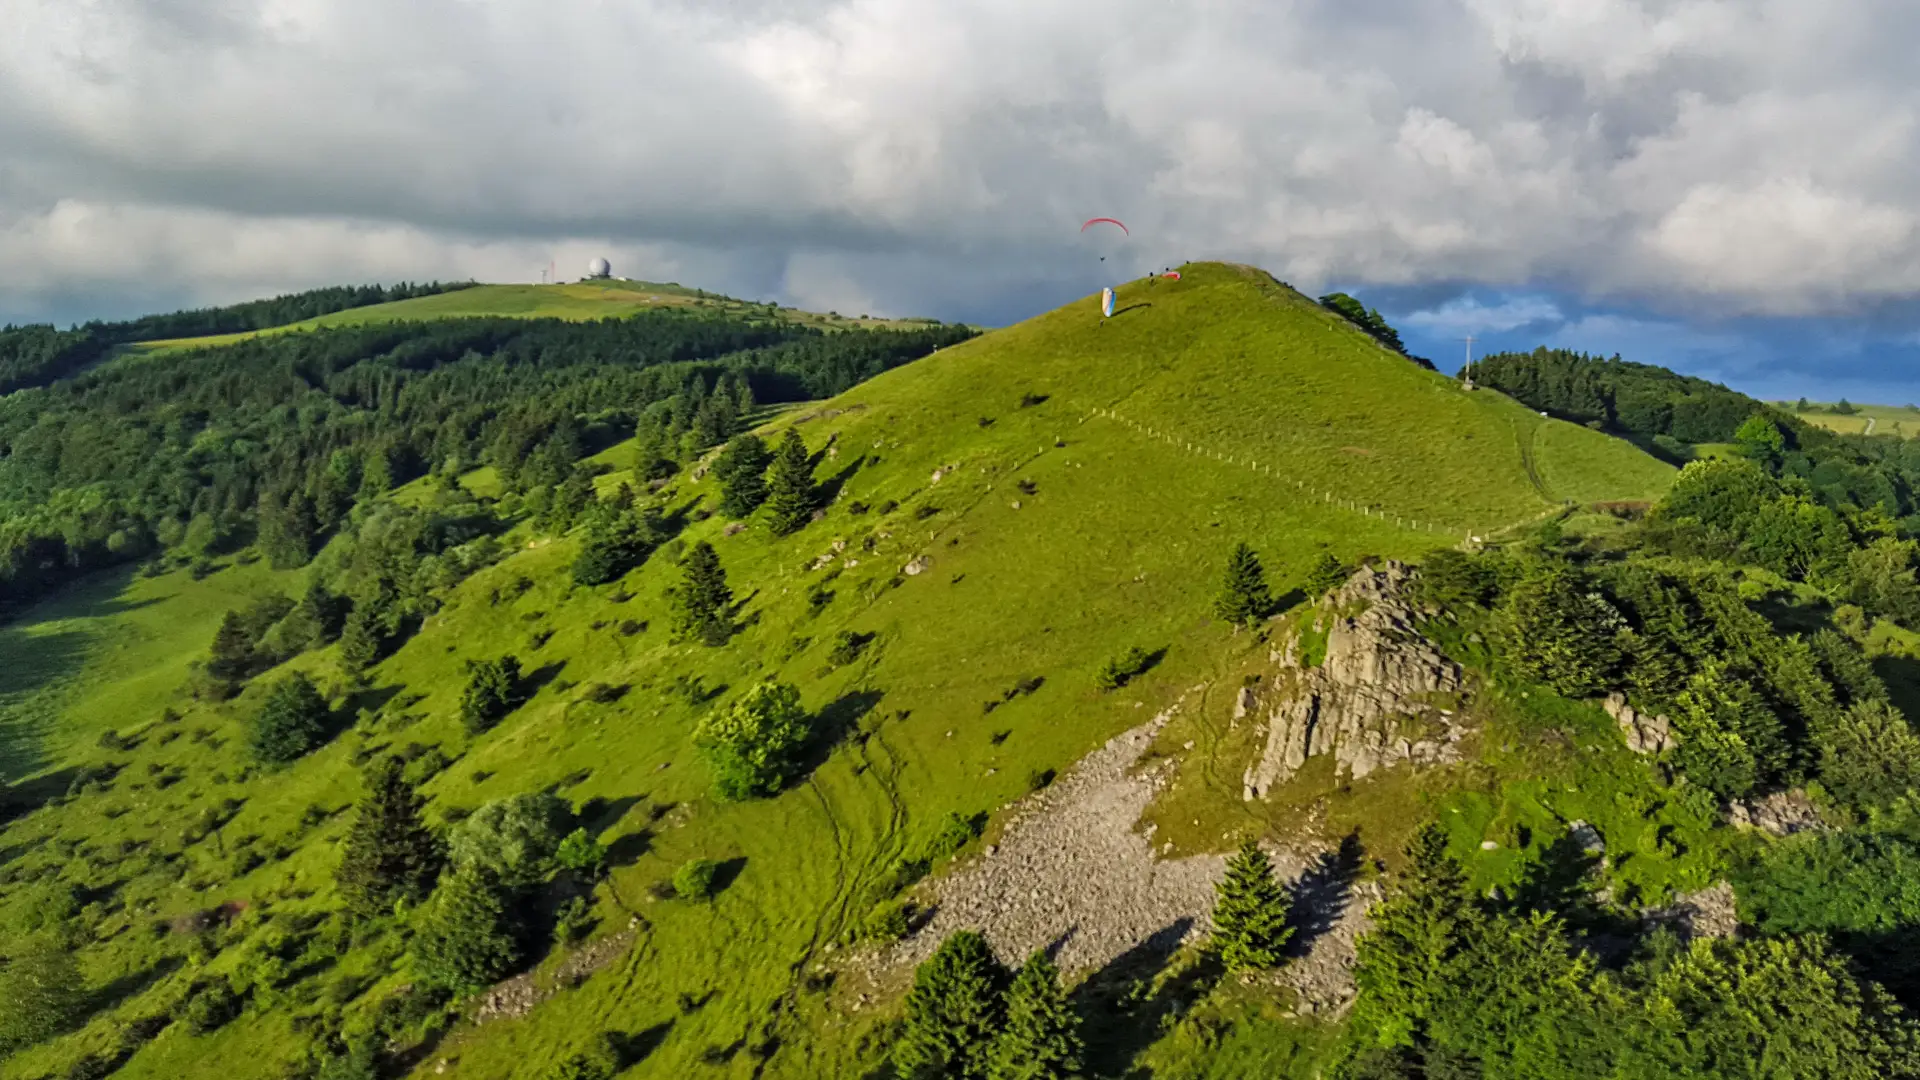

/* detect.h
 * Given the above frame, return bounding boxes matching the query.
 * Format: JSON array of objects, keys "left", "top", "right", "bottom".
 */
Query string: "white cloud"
[
  {"left": 2, "top": 0, "right": 1920, "bottom": 327},
  {"left": 1404, "top": 296, "right": 1564, "bottom": 335}
]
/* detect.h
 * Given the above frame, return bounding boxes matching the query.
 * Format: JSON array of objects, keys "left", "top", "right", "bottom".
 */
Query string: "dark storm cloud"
[{"left": 4, "top": 0, "right": 1920, "bottom": 397}]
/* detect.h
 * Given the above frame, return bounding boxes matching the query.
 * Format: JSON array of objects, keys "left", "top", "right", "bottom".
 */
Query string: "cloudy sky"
[{"left": 4, "top": 0, "right": 1919, "bottom": 401}]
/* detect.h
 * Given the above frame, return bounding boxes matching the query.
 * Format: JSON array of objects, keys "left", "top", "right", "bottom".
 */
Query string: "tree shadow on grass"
[
  {"left": 575, "top": 794, "right": 647, "bottom": 835},
  {"left": 709, "top": 856, "right": 748, "bottom": 897},
  {"left": 92, "top": 954, "right": 185, "bottom": 1015},
  {"left": 520, "top": 661, "right": 568, "bottom": 699},
  {"left": 605, "top": 828, "right": 655, "bottom": 869},
  {"left": 815, "top": 455, "right": 869, "bottom": 508},
  {"left": 796, "top": 689, "right": 886, "bottom": 779},
  {"left": 615, "top": 1020, "right": 675, "bottom": 1068},
  {"left": 1069, "top": 917, "right": 1219, "bottom": 1079}
]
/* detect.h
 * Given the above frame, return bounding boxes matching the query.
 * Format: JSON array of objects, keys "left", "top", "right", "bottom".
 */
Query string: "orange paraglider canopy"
[{"left": 1080, "top": 217, "right": 1129, "bottom": 235}]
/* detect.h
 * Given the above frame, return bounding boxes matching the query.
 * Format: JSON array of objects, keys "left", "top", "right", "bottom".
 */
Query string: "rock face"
[
  {"left": 1726, "top": 789, "right": 1827, "bottom": 836},
  {"left": 1602, "top": 693, "right": 1673, "bottom": 755},
  {"left": 1244, "top": 562, "right": 1466, "bottom": 800}
]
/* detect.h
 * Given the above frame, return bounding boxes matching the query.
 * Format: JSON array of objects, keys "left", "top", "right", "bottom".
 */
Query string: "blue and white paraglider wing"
[{"left": 1101, "top": 287, "right": 1116, "bottom": 318}]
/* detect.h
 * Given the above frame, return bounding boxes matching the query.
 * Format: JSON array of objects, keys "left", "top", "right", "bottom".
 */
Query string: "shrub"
[
  {"left": 447, "top": 791, "right": 573, "bottom": 890},
  {"left": 926, "top": 812, "right": 982, "bottom": 860},
  {"left": 1096, "top": 646, "right": 1156, "bottom": 692},
  {"left": 553, "top": 897, "right": 596, "bottom": 946},
  {"left": 459, "top": 656, "right": 521, "bottom": 735},
  {"left": 554, "top": 827, "right": 608, "bottom": 880},
  {"left": 1303, "top": 551, "right": 1348, "bottom": 598},
  {"left": 695, "top": 682, "right": 810, "bottom": 800},
  {"left": 863, "top": 899, "right": 912, "bottom": 942},
  {"left": 410, "top": 867, "right": 522, "bottom": 996},
  {"left": 673, "top": 859, "right": 720, "bottom": 901},
  {"left": 182, "top": 979, "right": 243, "bottom": 1035},
  {"left": 827, "top": 630, "right": 874, "bottom": 667},
  {"left": 545, "top": 1034, "right": 622, "bottom": 1080}
]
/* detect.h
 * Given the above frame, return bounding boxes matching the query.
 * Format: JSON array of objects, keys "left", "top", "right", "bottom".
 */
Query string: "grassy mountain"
[
  {"left": 128, "top": 280, "right": 935, "bottom": 355},
  {"left": 0, "top": 263, "right": 1685, "bottom": 1078}
]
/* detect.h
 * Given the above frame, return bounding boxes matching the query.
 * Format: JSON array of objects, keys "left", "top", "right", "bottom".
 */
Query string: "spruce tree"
[
  {"left": 1215, "top": 542, "right": 1273, "bottom": 627},
  {"left": 207, "top": 610, "right": 256, "bottom": 686},
  {"left": 410, "top": 866, "right": 522, "bottom": 995},
  {"left": 1212, "top": 838, "right": 1294, "bottom": 972},
  {"left": 673, "top": 541, "right": 734, "bottom": 646},
  {"left": 988, "top": 951, "right": 1084, "bottom": 1080},
  {"left": 337, "top": 756, "right": 445, "bottom": 917},
  {"left": 763, "top": 429, "right": 816, "bottom": 536},
  {"left": 250, "top": 672, "right": 330, "bottom": 764},
  {"left": 337, "top": 604, "right": 383, "bottom": 677},
  {"left": 279, "top": 583, "right": 346, "bottom": 653},
  {"left": 894, "top": 930, "right": 1011, "bottom": 1080},
  {"left": 1304, "top": 551, "right": 1349, "bottom": 598},
  {"left": 460, "top": 656, "right": 521, "bottom": 735},
  {"left": 715, "top": 434, "right": 773, "bottom": 519},
  {"left": 1352, "top": 824, "right": 1479, "bottom": 1044}
]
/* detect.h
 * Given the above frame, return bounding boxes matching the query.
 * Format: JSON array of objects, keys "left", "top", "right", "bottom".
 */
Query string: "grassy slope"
[
  {"left": 0, "top": 264, "right": 1674, "bottom": 1080},
  {"left": 1777, "top": 401, "right": 1920, "bottom": 438},
  {"left": 126, "top": 282, "right": 934, "bottom": 354}
]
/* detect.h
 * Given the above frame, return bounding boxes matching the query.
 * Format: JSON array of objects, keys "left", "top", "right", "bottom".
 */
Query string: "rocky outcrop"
[
  {"left": 1244, "top": 562, "right": 1466, "bottom": 800},
  {"left": 1602, "top": 693, "right": 1673, "bottom": 755},
  {"left": 1726, "top": 789, "right": 1828, "bottom": 836},
  {"left": 1642, "top": 882, "right": 1738, "bottom": 942}
]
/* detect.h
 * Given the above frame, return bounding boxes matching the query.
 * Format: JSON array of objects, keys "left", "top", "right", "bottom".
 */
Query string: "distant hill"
[{"left": 1776, "top": 399, "right": 1920, "bottom": 439}]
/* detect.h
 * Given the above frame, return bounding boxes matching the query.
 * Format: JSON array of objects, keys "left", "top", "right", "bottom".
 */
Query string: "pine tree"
[
  {"left": 571, "top": 505, "right": 659, "bottom": 586},
  {"left": 894, "top": 930, "right": 1011, "bottom": 1080},
  {"left": 410, "top": 865, "right": 522, "bottom": 995},
  {"left": 337, "top": 603, "right": 383, "bottom": 677},
  {"left": 258, "top": 493, "right": 317, "bottom": 570},
  {"left": 763, "top": 429, "right": 816, "bottom": 536},
  {"left": 673, "top": 542, "right": 734, "bottom": 646},
  {"left": 1304, "top": 551, "right": 1349, "bottom": 598},
  {"left": 715, "top": 434, "right": 773, "bottom": 519},
  {"left": 337, "top": 756, "right": 446, "bottom": 917},
  {"left": 207, "top": 610, "right": 256, "bottom": 686},
  {"left": 1215, "top": 542, "right": 1273, "bottom": 627},
  {"left": 1352, "top": 824, "right": 1480, "bottom": 1046},
  {"left": 1212, "top": 838, "right": 1294, "bottom": 972},
  {"left": 545, "top": 466, "right": 598, "bottom": 533},
  {"left": 251, "top": 672, "right": 330, "bottom": 764},
  {"left": 460, "top": 656, "right": 521, "bottom": 735},
  {"left": 988, "top": 951, "right": 1084, "bottom": 1080},
  {"left": 279, "top": 582, "right": 346, "bottom": 653}
]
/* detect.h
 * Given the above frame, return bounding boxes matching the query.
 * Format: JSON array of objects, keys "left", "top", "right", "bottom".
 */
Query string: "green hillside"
[
  {"left": 1779, "top": 400, "right": 1920, "bottom": 438},
  {"left": 0, "top": 264, "right": 1682, "bottom": 1079},
  {"left": 129, "top": 281, "right": 929, "bottom": 354}
]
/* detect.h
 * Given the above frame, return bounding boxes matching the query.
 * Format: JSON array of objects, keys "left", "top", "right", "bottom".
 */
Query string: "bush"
[
  {"left": 1096, "top": 646, "right": 1156, "bottom": 692},
  {"left": 695, "top": 682, "right": 811, "bottom": 800},
  {"left": 546, "top": 1033, "right": 622, "bottom": 1080},
  {"left": 182, "top": 979, "right": 244, "bottom": 1035},
  {"left": 863, "top": 899, "right": 912, "bottom": 942},
  {"left": 554, "top": 827, "right": 608, "bottom": 880},
  {"left": 553, "top": 897, "right": 596, "bottom": 946},
  {"left": 447, "top": 791, "right": 573, "bottom": 890},
  {"left": 673, "top": 859, "right": 719, "bottom": 901},
  {"left": 926, "top": 812, "right": 982, "bottom": 860}
]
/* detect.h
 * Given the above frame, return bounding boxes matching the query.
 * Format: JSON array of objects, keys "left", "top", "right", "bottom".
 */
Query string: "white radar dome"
[{"left": 587, "top": 257, "right": 611, "bottom": 279}]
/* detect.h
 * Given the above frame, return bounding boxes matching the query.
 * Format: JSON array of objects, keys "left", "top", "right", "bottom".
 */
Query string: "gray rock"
[
  {"left": 1602, "top": 693, "right": 1673, "bottom": 755},
  {"left": 904, "top": 555, "right": 932, "bottom": 576},
  {"left": 1725, "top": 789, "right": 1827, "bottom": 836},
  {"left": 1244, "top": 562, "right": 1466, "bottom": 800}
]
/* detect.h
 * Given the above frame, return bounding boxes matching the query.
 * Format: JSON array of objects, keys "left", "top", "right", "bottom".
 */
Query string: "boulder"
[
  {"left": 1725, "top": 789, "right": 1827, "bottom": 836},
  {"left": 1602, "top": 693, "right": 1673, "bottom": 755},
  {"left": 904, "top": 555, "right": 932, "bottom": 576},
  {"left": 1244, "top": 562, "right": 1466, "bottom": 799}
]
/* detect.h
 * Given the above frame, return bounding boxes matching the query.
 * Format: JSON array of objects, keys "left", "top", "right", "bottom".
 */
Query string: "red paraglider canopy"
[
  {"left": 1161, "top": 270, "right": 1181, "bottom": 281},
  {"left": 1080, "top": 217, "right": 1129, "bottom": 235}
]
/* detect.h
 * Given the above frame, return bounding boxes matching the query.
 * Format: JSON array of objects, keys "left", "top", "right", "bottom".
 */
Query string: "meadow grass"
[
  {"left": 1780, "top": 401, "right": 1920, "bottom": 438},
  {"left": 0, "top": 263, "right": 1676, "bottom": 1079}
]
